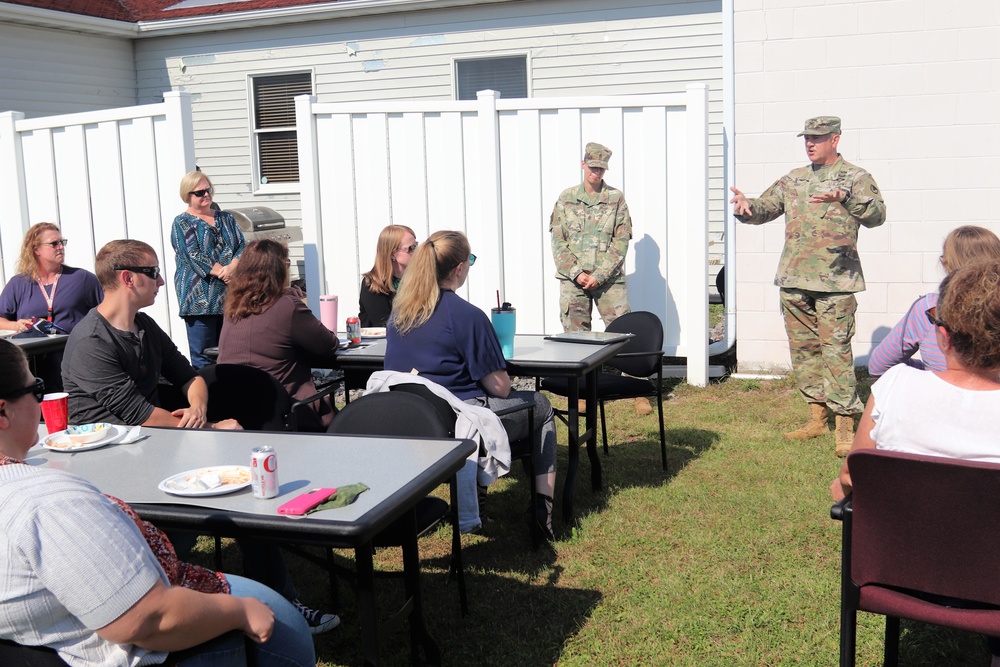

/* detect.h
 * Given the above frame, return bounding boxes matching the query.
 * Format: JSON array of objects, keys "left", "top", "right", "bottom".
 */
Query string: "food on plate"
[
  {"left": 163, "top": 466, "right": 252, "bottom": 493},
  {"left": 360, "top": 327, "right": 386, "bottom": 337}
]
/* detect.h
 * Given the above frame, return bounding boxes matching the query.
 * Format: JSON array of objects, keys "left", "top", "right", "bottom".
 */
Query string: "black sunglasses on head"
[
  {"left": 114, "top": 266, "right": 161, "bottom": 280},
  {"left": 3, "top": 377, "right": 45, "bottom": 403}
]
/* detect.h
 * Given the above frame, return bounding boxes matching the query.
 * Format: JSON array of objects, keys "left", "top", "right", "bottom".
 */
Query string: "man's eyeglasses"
[
  {"left": 468, "top": 253, "right": 477, "bottom": 267},
  {"left": 926, "top": 307, "right": 949, "bottom": 330},
  {"left": 189, "top": 188, "right": 213, "bottom": 198},
  {"left": 38, "top": 239, "right": 68, "bottom": 249},
  {"left": 114, "top": 266, "right": 161, "bottom": 280},
  {"left": 2, "top": 377, "right": 45, "bottom": 403}
]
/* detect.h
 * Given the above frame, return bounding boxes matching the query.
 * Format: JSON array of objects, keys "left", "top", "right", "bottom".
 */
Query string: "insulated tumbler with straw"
[{"left": 491, "top": 301, "right": 516, "bottom": 359}]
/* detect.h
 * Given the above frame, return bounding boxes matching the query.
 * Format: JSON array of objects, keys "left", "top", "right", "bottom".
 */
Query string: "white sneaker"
[{"left": 291, "top": 598, "right": 340, "bottom": 634}]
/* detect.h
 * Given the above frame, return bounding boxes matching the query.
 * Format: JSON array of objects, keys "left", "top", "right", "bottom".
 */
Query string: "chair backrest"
[
  {"left": 390, "top": 384, "right": 458, "bottom": 437},
  {"left": 605, "top": 311, "right": 664, "bottom": 377},
  {"left": 849, "top": 448, "right": 1000, "bottom": 606},
  {"left": 197, "top": 364, "right": 292, "bottom": 431},
  {"left": 326, "top": 391, "right": 451, "bottom": 438}
]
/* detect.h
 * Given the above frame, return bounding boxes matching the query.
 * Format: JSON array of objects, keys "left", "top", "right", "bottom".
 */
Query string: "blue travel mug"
[{"left": 491, "top": 306, "right": 516, "bottom": 359}]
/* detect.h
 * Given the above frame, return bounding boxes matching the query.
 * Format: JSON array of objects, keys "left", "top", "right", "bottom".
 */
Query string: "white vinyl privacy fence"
[
  {"left": 0, "top": 91, "right": 195, "bottom": 340},
  {"left": 298, "top": 86, "right": 711, "bottom": 385}
]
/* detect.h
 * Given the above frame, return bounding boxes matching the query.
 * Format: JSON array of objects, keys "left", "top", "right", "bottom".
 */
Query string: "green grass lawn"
[{"left": 197, "top": 372, "right": 993, "bottom": 666}]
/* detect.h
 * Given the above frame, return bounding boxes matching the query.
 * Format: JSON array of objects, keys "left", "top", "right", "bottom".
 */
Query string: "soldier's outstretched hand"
[
  {"left": 729, "top": 186, "right": 751, "bottom": 216},
  {"left": 809, "top": 189, "right": 847, "bottom": 204}
]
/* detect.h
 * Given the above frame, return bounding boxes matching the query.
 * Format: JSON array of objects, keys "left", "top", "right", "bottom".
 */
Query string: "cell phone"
[{"left": 276, "top": 488, "right": 337, "bottom": 516}]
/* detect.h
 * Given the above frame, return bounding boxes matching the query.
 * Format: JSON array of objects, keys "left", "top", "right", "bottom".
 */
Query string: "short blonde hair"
[{"left": 179, "top": 171, "right": 212, "bottom": 203}]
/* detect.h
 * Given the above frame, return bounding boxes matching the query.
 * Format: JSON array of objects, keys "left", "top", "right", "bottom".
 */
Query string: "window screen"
[
  {"left": 251, "top": 72, "right": 312, "bottom": 184},
  {"left": 456, "top": 56, "right": 527, "bottom": 101}
]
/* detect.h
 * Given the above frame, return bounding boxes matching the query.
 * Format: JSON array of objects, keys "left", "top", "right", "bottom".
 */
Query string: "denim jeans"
[
  {"left": 168, "top": 575, "right": 315, "bottom": 667},
  {"left": 183, "top": 315, "right": 223, "bottom": 369}
]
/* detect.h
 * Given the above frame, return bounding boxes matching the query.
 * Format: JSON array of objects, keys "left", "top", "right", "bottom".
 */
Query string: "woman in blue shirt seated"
[{"left": 384, "top": 230, "right": 557, "bottom": 540}]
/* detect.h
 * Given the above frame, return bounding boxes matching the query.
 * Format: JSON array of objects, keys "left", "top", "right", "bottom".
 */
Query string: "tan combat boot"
[
  {"left": 784, "top": 402, "right": 829, "bottom": 440},
  {"left": 635, "top": 397, "right": 653, "bottom": 415},
  {"left": 835, "top": 415, "right": 855, "bottom": 457}
]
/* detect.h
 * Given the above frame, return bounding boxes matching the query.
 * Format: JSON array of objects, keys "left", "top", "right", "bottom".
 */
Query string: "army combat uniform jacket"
[
  {"left": 550, "top": 182, "right": 633, "bottom": 285},
  {"left": 736, "top": 156, "right": 886, "bottom": 293}
]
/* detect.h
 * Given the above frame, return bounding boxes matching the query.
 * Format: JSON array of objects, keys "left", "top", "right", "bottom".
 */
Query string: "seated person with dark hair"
[{"left": 61, "top": 239, "right": 339, "bottom": 634}]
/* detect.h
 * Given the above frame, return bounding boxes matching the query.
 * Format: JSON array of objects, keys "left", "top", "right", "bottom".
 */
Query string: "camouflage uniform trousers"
[
  {"left": 779, "top": 288, "right": 863, "bottom": 415},
  {"left": 559, "top": 275, "right": 630, "bottom": 332}
]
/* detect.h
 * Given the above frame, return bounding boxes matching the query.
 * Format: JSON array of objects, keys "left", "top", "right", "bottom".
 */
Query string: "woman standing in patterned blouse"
[{"left": 170, "top": 171, "right": 245, "bottom": 369}]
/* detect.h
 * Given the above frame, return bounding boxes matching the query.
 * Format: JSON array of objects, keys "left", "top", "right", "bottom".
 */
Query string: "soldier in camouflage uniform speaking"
[
  {"left": 550, "top": 142, "right": 651, "bottom": 415},
  {"left": 729, "top": 117, "right": 886, "bottom": 456}
]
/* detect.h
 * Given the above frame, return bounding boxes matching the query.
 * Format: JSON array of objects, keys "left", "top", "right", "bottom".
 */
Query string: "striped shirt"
[{"left": 868, "top": 293, "right": 945, "bottom": 376}]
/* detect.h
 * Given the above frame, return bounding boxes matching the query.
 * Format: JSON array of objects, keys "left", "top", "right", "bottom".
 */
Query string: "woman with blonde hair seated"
[
  {"left": 868, "top": 225, "right": 1000, "bottom": 376},
  {"left": 0, "top": 222, "right": 102, "bottom": 391},
  {"left": 359, "top": 225, "right": 417, "bottom": 328},
  {"left": 219, "top": 239, "right": 339, "bottom": 432},
  {"left": 384, "top": 230, "right": 558, "bottom": 539}
]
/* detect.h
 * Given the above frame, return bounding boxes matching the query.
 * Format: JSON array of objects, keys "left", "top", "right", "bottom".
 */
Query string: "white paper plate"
[
  {"left": 43, "top": 424, "right": 125, "bottom": 452},
  {"left": 158, "top": 466, "right": 252, "bottom": 497},
  {"left": 0, "top": 330, "right": 13, "bottom": 338},
  {"left": 360, "top": 327, "right": 386, "bottom": 339}
]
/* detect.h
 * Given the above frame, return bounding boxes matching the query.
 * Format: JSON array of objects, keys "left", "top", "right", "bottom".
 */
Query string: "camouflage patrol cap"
[
  {"left": 797, "top": 116, "right": 842, "bottom": 136},
  {"left": 583, "top": 142, "right": 612, "bottom": 169}
]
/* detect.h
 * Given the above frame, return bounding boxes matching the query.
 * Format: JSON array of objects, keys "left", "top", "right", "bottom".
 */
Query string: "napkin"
[{"left": 307, "top": 483, "right": 369, "bottom": 514}]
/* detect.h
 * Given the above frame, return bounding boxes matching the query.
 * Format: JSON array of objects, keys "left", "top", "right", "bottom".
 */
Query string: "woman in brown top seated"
[{"left": 219, "top": 240, "right": 339, "bottom": 431}]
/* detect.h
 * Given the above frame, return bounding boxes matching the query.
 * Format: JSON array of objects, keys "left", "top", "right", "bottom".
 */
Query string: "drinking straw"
[{"left": 496, "top": 290, "right": 501, "bottom": 310}]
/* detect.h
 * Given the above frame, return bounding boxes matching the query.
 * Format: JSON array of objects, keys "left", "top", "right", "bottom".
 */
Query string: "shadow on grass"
[{"left": 307, "top": 556, "right": 602, "bottom": 667}]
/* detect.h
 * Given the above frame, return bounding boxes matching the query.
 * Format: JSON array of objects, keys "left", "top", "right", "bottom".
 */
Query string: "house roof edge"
[
  {"left": 0, "top": 2, "right": 138, "bottom": 37},
  {"left": 136, "top": 0, "right": 523, "bottom": 38}
]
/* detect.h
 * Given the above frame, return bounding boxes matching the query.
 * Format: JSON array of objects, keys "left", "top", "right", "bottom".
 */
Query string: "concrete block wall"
[{"left": 733, "top": 0, "right": 1000, "bottom": 373}]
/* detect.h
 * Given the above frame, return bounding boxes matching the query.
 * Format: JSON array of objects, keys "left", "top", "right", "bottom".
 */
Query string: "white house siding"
[
  {"left": 733, "top": 0, "right": 1000, "bottom": 373},
  {"left": 0, "top": 22, "right": 135, "bottom": 119},
  {"left": 133, "top": 0, "right": 725, "bottom": 283}
]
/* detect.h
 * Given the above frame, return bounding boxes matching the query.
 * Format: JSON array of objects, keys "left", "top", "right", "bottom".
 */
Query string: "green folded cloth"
[{"left": 307, "top": 483, "right": 370, "bottom": 514}]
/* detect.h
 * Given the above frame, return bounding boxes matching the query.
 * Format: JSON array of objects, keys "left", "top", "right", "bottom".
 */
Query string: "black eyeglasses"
[
  {"left": 468, "top": 253, "right": 477, "bottom": 267},
  {"left": 926, "top": 307, "right": 949, "bottom": 330},
  {"left": 38, "top": 239, "right": 68, "bottom": 249},
  {"left": 398, "top": 243, "right": 418, "bottom": 255},
  {"left": 2, "top": 377, "right": 45, "bottom": 403},
  {"left": 189, "top": 188, "right": 213, "bottom": 198},
  {"left": 114, "top": 266, "right": 161, "bottom": 280}
]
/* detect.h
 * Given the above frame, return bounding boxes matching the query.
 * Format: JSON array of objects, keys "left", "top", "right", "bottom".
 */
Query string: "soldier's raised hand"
[{"left": 729, "top": 186, "right": 751, "bottom": 216}]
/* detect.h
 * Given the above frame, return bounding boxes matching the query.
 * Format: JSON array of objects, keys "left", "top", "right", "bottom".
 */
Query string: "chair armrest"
[
  {"left": 492, "top": 399, "right": 532, "bottom": 417},
  {"left": 830, "top": 496, "right": 852, "bottom": 522},
  {"left": 289, "top": 381, "right": 342, "bottom": 429}
]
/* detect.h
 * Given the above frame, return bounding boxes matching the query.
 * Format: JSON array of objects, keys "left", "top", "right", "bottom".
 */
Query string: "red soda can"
[
  {"left": 347, "top": 316, "right": 361, "bottom": 344},
  {"left": 251, "top": 446, "right": 279, "bottom": 499}
]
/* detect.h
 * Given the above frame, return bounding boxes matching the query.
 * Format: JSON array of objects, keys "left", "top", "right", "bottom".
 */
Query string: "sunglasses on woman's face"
[
  {"left": 397, "top": 243, "right": 418, "bottom": 255},
  {"left": 926, "top": 307, "right": 949, "bottom": 330},
  {"left": 2, "top": 377, "right": 45, "bottom": 403},
  {"left": 38, "top": 239, "right": 68, "bottom": 249},
  {"left": 189, "top": 188, "right": 213, "bottom": 198}
]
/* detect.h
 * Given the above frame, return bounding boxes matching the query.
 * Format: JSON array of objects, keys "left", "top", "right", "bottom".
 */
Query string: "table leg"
[
  {"left": 585, "top": 369, "right": 602, "bottom": 492},
  {"left": 562, "top": 380, "right": 581, "bottom": 522},
  {"left": 355, "top": 544, "right": 380, "bottom": 667},
  {"left": 400, "top": 512, "right": 441, "bottom": 666}
]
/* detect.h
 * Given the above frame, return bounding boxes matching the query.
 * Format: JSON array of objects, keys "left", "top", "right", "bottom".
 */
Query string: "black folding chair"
[
  {"left": 388, "top": 383, "right": 541, "bottom": 545},
  {"left": 327, "top": 391, "right": 469, "bottom": 616},
  {"left": 540, "top": 311, "right": 667, "bottom": 470},
  {"left": 198, "top": 363, "right": 338, "bottom": 432}
]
